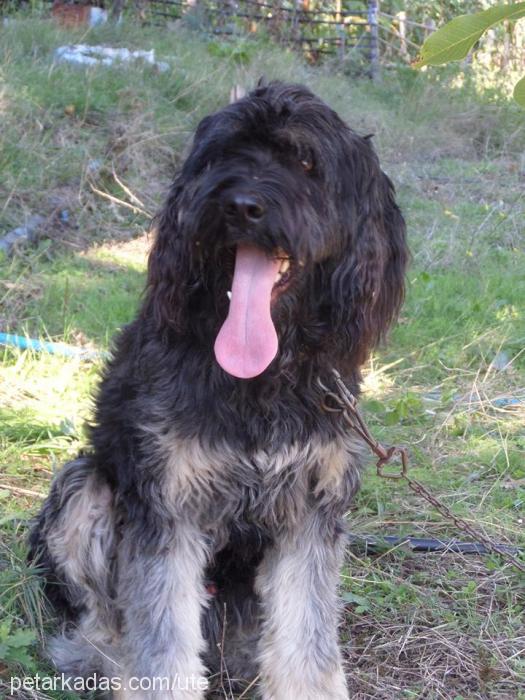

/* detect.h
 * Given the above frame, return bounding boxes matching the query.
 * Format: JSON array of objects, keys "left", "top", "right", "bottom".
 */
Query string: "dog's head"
[{"left": 146, "top": 82, "right": 408, "bottom": 379}]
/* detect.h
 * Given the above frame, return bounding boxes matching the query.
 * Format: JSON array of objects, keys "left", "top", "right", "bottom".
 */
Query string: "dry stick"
[
  {"left": 237, "top": 674, "right": 261, "bottom": 699},
  {"left": 0, "top": 483, "right": 45, "bottom": 498},
  {"left": 111, "top": 164, "right": 152, "bottom": 214},
  {"left": 218, "top": 602, "right": 234, "bottom": 700},
  {"left": 88, "top": 181, "right": 149, "bottom": 217},
  {"left": 76, "top": 625, "right": 122, "bottom": 669}
]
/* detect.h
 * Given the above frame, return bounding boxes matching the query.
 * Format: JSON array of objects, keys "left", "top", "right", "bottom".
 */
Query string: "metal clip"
[{"left": 376, "top": 447, "right": 409, "bottom": 480}]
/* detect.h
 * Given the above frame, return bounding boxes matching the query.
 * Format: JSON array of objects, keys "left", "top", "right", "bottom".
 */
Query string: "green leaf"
[
  {"left": 341, "top": 592, "right": 372, "bottom": 611},
  {"left": 414, "top": 3, "right": 525, "bottom": 67},
  {"left": 4, "top": 629, "right": 36, "bottom": 648},
  {"left": 0, "top": 511, "right": 29, "bottom": 527},
  {"left": 364, "top": 399, "right": 384, "bottom": 415},
  {"left": 5, "top": 645, "right": 36, "bottom": 670},
  {"left": 384, "top": 408, "right": 401, "bottom": 425},
  {"left": 513, "top": 75, "right": 525, "bottom": 107},
  {"left": 0, "top": 620, "right": 12, "bottom": 640}
]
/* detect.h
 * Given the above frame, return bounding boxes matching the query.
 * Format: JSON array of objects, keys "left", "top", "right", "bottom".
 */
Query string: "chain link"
[{"left": 319, "top": 369, "right": 525, "bottom": 574}]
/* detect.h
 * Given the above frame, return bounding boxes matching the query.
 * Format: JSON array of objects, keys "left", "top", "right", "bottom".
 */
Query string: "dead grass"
[{"left": 345, "top": 559, "right": 524, "bottom": 699}]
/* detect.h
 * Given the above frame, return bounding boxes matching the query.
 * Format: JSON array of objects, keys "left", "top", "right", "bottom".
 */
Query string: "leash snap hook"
[
  {"left": 317, "top": 377, "right": 345, "bottom": 413},
  {"left": 321, "top": 392, "right": 346, "bottom": 413},
  {"left": 376, "top": 447, "right": 409, "bottom": 480}
]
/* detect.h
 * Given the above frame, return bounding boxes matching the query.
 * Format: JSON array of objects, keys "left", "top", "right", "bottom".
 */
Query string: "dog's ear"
[
  {"left": 144, "top": 179, "right": 192, "bottom": 332},
  {"left": 329, "top": 137, "right": 408, "bottom": 366}
]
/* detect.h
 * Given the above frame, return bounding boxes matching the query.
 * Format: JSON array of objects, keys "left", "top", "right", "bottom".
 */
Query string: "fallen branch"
[{"left": 0, "top": 484, "right": 46, "bottom": 499}]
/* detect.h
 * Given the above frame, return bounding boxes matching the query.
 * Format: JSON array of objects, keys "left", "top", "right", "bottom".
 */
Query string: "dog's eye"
[{"left": 300, "top": 157, "right": 314, "bottom": 173}]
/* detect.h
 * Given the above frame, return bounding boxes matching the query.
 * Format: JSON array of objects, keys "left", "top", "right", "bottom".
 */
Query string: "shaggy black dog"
[{"left": 30, "top": 81, "right": 407, "bottom": 699}]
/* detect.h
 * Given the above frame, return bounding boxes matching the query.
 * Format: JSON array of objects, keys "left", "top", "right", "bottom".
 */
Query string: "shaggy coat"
[{"left": 30, "top": 82, "right": 408, "bottom": 699}]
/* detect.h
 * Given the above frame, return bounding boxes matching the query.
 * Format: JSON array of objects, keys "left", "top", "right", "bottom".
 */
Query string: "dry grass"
[{"left": 345, "top": 556, "right": 524, "bottom": 699}]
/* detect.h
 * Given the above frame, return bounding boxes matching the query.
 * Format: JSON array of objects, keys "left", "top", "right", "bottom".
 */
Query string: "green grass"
[
  {"left": 15, "top": 247, "right": 145, "bottom": 344},
  {"left": 1, "top": 13, "right": 525, "bottom": 700}
]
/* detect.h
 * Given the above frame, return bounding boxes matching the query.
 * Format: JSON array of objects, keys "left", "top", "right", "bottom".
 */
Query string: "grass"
[{"left": 1, "top": 12, "right": 525, "bottom": 700}]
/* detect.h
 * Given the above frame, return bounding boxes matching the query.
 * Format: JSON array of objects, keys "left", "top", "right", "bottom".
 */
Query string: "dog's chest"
[{"left": 147, "top": 429, "right": 363, "bottom": 531}]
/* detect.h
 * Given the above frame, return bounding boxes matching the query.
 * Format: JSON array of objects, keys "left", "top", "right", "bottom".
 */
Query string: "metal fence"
[{"left": 143, "top": 0, "right": 378, "bottom": 70}]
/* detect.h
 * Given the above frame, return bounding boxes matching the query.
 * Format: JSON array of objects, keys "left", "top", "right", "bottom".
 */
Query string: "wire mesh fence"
[{"left": 145, "top": 0, "right": 375, "bottom": 68}]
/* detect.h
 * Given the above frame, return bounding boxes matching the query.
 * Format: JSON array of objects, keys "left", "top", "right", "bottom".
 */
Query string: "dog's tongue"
[{"left": 214, "top": 244, "right": 280, "bottom": 379}]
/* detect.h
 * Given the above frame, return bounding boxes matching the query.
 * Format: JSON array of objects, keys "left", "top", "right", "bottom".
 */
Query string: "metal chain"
[{"left": 318, "top": 369, "right": 525, "bottom": 574}]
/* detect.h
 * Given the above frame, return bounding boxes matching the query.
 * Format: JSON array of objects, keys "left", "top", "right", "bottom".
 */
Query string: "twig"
[
  {"left": 111, "top": 164, "right": 153, "bottom": 217},
  {"left": 238, "top": 673, "right": 261, "bottom": 699},
  {"left": 218, "top": 602, "right": 233, "bottom": 699},
  {"left": 88, "top": 181, "right": 150, "bottom": 217},
  {"left": 0, "top": 483, "right": 46, "bottom": 499}
]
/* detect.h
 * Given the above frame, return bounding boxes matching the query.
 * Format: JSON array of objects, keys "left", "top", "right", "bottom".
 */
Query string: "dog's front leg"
[
  {"left": 115, "top": 520, "right": 209, "bottom": 700},
  {"left": 256, "top": 513, "right": 349, "bottom": 700}
]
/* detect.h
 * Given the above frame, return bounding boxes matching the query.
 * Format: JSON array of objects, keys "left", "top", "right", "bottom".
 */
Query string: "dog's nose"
[{"left": 224, "top": 193, "right": 265, "bottom": 224}]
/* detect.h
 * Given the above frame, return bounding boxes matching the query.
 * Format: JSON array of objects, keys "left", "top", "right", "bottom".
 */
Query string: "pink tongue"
[{"left": 214, "top": 244, "right": 280, "bottom": 379}]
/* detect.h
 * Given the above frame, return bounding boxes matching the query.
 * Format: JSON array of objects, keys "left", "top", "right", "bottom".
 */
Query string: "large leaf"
[
  {"left": 513, "top": 75, "right": 525, "bottom": 106},
  {"left": 414, "top": 3, "right": 525, "bottom": 67},
  {"left": 3, "top": 628, "right": 36, "bottom": 648}
]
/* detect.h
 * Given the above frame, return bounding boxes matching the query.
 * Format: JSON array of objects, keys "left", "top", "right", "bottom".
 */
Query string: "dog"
[{"left": 29, "top": 81, "right": 407, "bottom": 699}]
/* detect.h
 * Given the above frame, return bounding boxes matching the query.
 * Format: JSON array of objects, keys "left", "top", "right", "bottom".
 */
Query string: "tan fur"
[
  {"left": 116, "top": 524, "right": 209, "bottom": 700},
  {"left": 45, "top": 466, "right": 120, "bottom": 674},
  {"left": 313, "top": 436, "right": 363, "bottom": 497},
  {"left": 256, "top": 514, "right": 349, "bottom": 700},
  {"left": 46, "top": 471, "right": 114, "bottom": 591},
  {"left": 147, "top": 429, "right": 362, "bottom": 507}
]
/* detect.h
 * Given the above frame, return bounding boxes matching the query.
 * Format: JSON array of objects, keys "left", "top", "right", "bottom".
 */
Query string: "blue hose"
[{"left": 0, "top": 333, "right": 105, "bottom": 361}]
